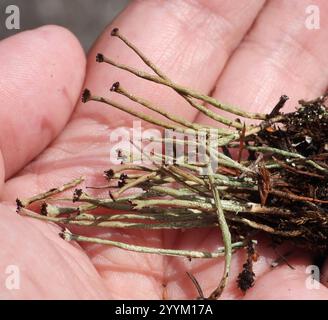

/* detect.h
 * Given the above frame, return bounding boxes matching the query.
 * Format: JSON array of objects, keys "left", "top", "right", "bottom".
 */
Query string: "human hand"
[{"left": 1, "top": 0, "right": 328, "bottom": 299}]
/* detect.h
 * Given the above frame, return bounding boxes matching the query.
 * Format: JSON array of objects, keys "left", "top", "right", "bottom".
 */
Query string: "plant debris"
[{"left": 237, "top": 241, "right": 256, "bottom": 293}]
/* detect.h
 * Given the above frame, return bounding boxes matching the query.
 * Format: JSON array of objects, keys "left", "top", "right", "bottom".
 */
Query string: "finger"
[
  {"left": 0, "top": 204, "right": 108, "bottom": 299},
  {"left": 0, "top": 25, "right": 86, "bottom": 186},
  {"left": 242, "top": 264, "right": 328, "bottom": 299},
  {"left": 75, "top": 0, "right": 265, "bottom": 128},
  {"left": 196, "top": 0, "right": 328, "bottom": 127}
]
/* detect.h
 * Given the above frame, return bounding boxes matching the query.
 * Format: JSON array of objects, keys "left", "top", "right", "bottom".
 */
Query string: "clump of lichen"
[{"left": 16, "top": 27, "right": 328, "bottom": 299}]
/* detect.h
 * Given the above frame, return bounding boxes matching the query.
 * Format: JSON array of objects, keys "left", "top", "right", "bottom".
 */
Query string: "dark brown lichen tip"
[
  {"left": 40, "top": 203, "right": 48, "bottom": 216},
  {"left": 73, "top": 188, "right": 83, "bottom": 202},
  {"left": 110, "top": 82, "right": 120, "bottom": 92},
  {"left": 111, "top": 27, "right": 119, "bottom": 36},
  {"left": 96, "top": 53, "right": 104, "bottom": 63},
  {"left": 16, "top": 198, "right": 23, "bottom": 213},
  {"left": 59, "top": 227, "right": 67, "bottom": 240},
  {"left": 281, "top": 94, "right": 289, "bottom": 101},
  {"left": 82, "top": 89, "right": 91, "bottom": 103},
  {"left": 104, "top": 169, "right": 114, "bottom": 180}
]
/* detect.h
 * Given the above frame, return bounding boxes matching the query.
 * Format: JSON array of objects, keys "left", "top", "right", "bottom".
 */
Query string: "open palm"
[{"left": 1, "top": 0, "right": 328, "bottom": 299}]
